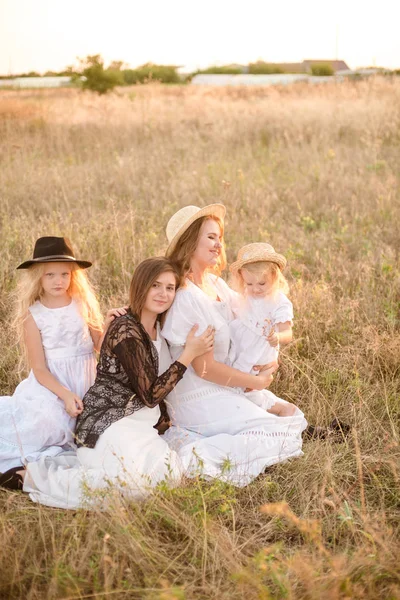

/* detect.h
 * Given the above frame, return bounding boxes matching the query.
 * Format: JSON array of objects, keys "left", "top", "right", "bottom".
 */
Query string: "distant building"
[
  {"left": 0, "top": 76, "right": 74, "bottom": 89},
  {"left": 191, "top": 74, "right": 309, "bottom": 86},
  {"left": 235, "top": 60, "right": 350, "bottom": 75},
  {"left": 303, "top": 60, "right": 350, "bottom": 73}
]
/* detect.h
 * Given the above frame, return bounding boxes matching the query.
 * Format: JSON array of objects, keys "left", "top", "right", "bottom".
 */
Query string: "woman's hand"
[
  {"left": 185, "top": 324, "right": 215, "bottom": 358},
  {"left": 254, "top": 363, "right": 279, "bottom": 390},
  {"left": 253, "top": 361, "right": 279, "bottom": 373},
  {"left": 62, "top": 391, "right": 84, "bottom": 417},
  {"left": 179, "top": 325, "right": 215, "bottom": 366},
  {"left": 104, "top": 306, "right": 128, "bottom": 330}
]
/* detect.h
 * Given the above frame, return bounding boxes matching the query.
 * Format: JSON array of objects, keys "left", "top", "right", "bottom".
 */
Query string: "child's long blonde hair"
[
  {"left": 12, "top": 263, "right": 103, "bottom": 367},
  {"left": 232, "top": 261, "right": 290, "bottom": 296}
]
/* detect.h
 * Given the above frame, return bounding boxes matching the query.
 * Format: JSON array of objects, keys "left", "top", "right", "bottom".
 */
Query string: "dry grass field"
[{"left": 0, "top": 79, "right": 399, "bottom": 599}]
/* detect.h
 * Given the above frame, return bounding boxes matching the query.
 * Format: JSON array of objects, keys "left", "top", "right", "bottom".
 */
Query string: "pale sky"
[{"left": 0, "top": 0, "right": 399, "bottom": 75}]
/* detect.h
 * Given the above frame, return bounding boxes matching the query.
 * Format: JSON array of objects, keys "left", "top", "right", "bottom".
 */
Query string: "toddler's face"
[{"left": 241, "top": 268, "right": 274, "bottom": 298}]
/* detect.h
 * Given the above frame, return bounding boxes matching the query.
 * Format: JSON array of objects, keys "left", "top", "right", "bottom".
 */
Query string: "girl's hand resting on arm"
[
  {"left": 178, "top": 325, "right": 215, "bottom": 367},
  {"left": 62, "top": 390, "right": 84, "bottom": 418}
]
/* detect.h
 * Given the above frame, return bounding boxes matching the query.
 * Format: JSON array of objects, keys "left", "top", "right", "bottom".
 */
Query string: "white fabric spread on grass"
[
  {"left": 24, "top": 330, "right": 183, "bottom": 508},
  {"left": 162, "top": 276, "right": 306, "bottom": 487},
  {"left": 0, "top": 299, "right": 96, "bottom": 472}
]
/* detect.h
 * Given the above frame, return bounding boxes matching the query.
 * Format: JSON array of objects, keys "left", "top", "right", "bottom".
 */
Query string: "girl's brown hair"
[
  {"left": 168, "top": 216, "right": 226, "bottom": 279},
  {"left": 129, "top": 257, "right": 181, "bottom": 325}
]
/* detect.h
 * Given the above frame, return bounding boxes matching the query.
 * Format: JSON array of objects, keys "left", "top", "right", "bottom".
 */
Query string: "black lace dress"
[{"left": 75, "top": 310, "right": 187, "bottom": 449}]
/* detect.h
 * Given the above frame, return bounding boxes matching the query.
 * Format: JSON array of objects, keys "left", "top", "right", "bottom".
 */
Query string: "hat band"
[{"left": 32, "top": 254, "right": 78, "bottom": 261}]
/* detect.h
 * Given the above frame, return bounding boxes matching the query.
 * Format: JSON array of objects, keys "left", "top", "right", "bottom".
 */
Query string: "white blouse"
[{"left": 162, "top": 274, "right": 240, "bottom": 402}]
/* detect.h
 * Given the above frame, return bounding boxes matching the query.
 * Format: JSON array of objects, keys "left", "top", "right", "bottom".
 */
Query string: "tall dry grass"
[{"left": 0, "top": 79, "right": 399, "bottom": 599}]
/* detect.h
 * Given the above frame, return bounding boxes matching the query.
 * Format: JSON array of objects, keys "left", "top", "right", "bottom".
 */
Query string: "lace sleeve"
[{"left": 113, "top": 337, "right": 186, "bottom": 408}]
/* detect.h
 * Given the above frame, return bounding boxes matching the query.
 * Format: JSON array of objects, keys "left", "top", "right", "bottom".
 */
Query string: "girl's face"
[
  {"left": 191, "top": 219, "right": 223, "bottom": 270},
  {"left": 40, "top": 263, "right": 72, "bottom": 298},
  {"left": 143, "top": 271, "right": 177, "bottom": 316},
  {"left": 241, "top": 268, "right": 274, "bottom": 298}
]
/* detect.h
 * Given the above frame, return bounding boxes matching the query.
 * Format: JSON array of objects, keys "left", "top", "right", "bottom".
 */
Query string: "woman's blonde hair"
[
  {"left": 232, "top": 261, "right": 289, "bottom": 295},
  {"left": 129, "top": 257, "right": 181, "bottom": 327},
  {"left": 168, "top": 216, "right": 226, "bottom": 279},
  {"left": 12, "top": 262, "right": 103, "bottom": 367}
]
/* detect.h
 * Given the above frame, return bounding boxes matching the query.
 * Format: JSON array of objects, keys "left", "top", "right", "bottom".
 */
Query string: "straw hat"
[
  {"left": 165, "top": 204, "right": 226, "bottom": 256},
  {"left": 229, "top": 242, "right": 287, "bottom": 273}
]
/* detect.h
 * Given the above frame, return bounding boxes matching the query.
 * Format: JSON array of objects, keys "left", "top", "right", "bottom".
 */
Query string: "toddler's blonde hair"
[
  {"left": 12, "top": 263, "right": 103, "bottom": 369},
  {"left": 232, "top": 261, "right": 289, "bottom": 296}
]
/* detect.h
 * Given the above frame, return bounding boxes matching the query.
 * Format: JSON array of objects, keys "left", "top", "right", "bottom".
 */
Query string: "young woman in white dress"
[
  {"left": 228, "top": 242, "right": 297, "bottom": 417},
  {"left": 161, "top": 205, "right": 308, "bottom": 486},
  {"left": 0, "top": 236, "right": 124, "bottom": 474},
  {"left": 1, "top": 258, "right": 214, "bottom": 508}
]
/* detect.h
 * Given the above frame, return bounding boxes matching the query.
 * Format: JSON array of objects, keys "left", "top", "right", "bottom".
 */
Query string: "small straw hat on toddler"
[{"left": 229, "top": 242, "right": 287, "bottom": 274}]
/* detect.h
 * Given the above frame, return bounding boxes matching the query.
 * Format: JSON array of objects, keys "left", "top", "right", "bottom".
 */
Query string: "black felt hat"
[{"left": 17, "top": 237, "right": 92, "bottom": 270}]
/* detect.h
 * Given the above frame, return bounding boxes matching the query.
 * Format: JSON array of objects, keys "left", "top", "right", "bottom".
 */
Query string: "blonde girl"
[
  {"left": 0, "top": 236, "right": 124, "bottom": 473},
  {"left": 229, "top": 242, "right": 295, "bottom": 417}
]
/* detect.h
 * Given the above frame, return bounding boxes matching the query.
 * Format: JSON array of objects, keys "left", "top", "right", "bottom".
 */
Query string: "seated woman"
[
  {"left": 162, "top": 204, "right": 308, "bottom": 486},
  {"left": 0, "top": 257, "right": 214, "bottom": 508}
]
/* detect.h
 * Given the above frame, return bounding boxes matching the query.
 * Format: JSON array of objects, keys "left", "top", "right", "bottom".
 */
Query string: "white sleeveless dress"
[
  {"left": 23, "top": 329, "right": 183, "bottom": 509},
  {"left": 0, "top": 299, "right": 97, "bottom": 472},
  {"left": 162, "top": 275, "right": 307, "bottom": 487}
]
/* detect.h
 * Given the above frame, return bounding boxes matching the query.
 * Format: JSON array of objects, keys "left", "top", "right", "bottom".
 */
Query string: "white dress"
[
  {"left": 162, "top": 275, "right": 307, "bottom": 487},
  {"left": 23, "top": 329, "right": 183, "bottom": 509},
  {"left": 229, "top": 292, "right": 294, "bottom": 375},
  {"left": 0, "top": 299, "right": 97, "bottom": 472}
]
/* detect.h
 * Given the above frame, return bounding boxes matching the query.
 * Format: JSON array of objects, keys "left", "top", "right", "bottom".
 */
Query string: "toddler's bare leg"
[{"left": 267, "top": 402, "right": 297, "bottom": 417}]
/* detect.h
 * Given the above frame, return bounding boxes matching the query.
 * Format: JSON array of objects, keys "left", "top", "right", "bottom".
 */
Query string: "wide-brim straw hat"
[
  {"left": 165, "top": 204, "right": 226, "bottom": 257},
  {"left": 17, "top": 236, "right": 92, "bottom": 270},
  {"left": 229, "top": 242, "right": 287, "bottom": 273}
]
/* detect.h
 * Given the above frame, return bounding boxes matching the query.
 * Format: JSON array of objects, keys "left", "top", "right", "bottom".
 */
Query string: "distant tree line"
[{"left": 1, "top": 56, "right": 399, "bottom": 94}]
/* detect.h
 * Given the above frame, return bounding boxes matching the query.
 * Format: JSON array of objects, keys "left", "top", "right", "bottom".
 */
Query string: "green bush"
[
  {"left": 123, "top": 63, "right": 180, "bottom": 85},
  {"left": 195, "top": 65, "right": 243, "bottom": 75},
  {"left": 248, "top": 62, "right": 284, "bottom": 74},
  {"left": 311, "top": 63, "right": 334, "bottom": 76},
  {"left": 79, "top": 55, "right": 124, "bottom": 94}
]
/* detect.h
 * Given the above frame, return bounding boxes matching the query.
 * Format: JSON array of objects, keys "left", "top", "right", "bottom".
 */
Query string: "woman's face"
[
  {"left": 143, "top": 271, "right": 177, "bottom": 315},
  {"left": 191, "top": 219, "right": 223, "bottom": 270}
]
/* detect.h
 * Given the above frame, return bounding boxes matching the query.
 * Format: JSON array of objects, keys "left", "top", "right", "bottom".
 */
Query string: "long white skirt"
[
  {"left": 0, "top": 351, "right": 96, "bottom": 472},
  {"left": 164, "top": 387, "right": 307, "bottom": 487},
  {"left": 24, "top": 406, "right": 183, "bottom": 509}
]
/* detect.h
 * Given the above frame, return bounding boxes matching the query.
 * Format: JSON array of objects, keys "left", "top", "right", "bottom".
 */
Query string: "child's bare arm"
[
  {"left": 267, "top": 321, "right": 293, "bottom": 347},
  {"left": 24, "top": 313, "right": 83, "bottom": 417},
  {"left": 90, "top": 306, "right": 128, "bottom": 352}
]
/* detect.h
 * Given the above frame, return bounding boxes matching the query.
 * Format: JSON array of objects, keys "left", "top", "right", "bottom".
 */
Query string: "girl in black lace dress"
[{"left": 13, "top": 258, "right": 214, "bottom": 507}]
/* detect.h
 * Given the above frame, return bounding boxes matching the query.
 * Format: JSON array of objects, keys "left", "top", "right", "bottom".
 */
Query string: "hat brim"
[
  {"left": 230, "top": 253, "right": 287, "bottom": 273},
  {"left": 166, "top": 203, "right": 226, "bottom": 257},
  {"left": 17, "top": 257, "right": 92, "bottom": 270}
]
